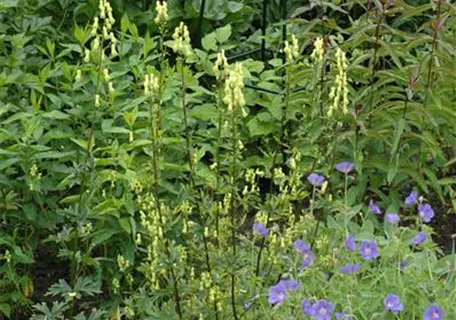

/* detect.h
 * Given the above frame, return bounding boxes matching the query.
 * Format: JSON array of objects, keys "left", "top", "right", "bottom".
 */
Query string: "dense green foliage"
[{"left": 0, "top": 0, "right": 455, "bottom": 319}]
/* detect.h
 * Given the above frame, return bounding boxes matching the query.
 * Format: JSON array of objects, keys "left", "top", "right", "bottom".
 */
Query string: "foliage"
[{"left": 0, "top": 0, "right": 456, "bottom": 319}]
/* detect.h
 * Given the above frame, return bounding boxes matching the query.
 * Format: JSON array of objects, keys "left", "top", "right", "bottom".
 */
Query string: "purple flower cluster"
[
  {"left": 266, "top": 228, "right": 444, "bottom": 320},
  {"left": 404, "top": 190, "right": 435, "bottom": 223},
  {"left": 268, "top": 279, "right": 300, "bottom": 306}
]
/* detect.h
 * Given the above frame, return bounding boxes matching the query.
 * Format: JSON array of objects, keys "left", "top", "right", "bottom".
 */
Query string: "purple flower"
[
  {"left": 336, "top": 312, "right": 353, "bottom": 320},
  {"left": 253, "top": 222, "right": 268, "bottom": 237},
  {"left": 268, "top": 279, "right": 300, "bottom": 306},
  {"left": 412, "top": 231, "right": 427, "bottom": 245},
  {"left": 280, "top": 279, "right": 300, "bottom": 291},
  {"left": 384, "top": 294, "right": 403, "bottom": 313},
  {"left": 312, "top": 300, "right": 335, "bottom": 320},
  {"left": 418, "top": 203, "right": 434, "bottom": 223},
  {"left": 294, "top": 239, "right": 311, "bottom": 254},
  {"left": 369, "top": 200, "right": 381, "bottom": 215},
  {"left": 302, "top": 299, "right": 334, "bottom": 320},
  {"left": 340, "top": 263, "right": 360, "bottom": 275},
  {"left": 268, "top": 282, "right": 287, "bottom": 306},
  {"left": 359, "top": 241, "right": 379, "bottom": 260},
  {"left": 302, "top": 299, "right": 314, "bottom": 316},
  {"left": 345, "top": 234, "right": 356, "bottom": 251},
  {"left": 405, "top": 191, "right": 418, "bottom": 207},
  {"left": 300, "top": 251, "right": 314, "bottom": 271},
  {"left": 308, "top": 173, "right": 326, "bottom": 187},
  {"left": 423, "top": 304, "right": 444, "bottom": 320},
  {"left": 385, "top": 213, "right": 400, "bottom": 225},
  {"left": 335, "top": 161, "right": 355, "bottom": 174},
  {"left": 398, "top": 260, "right": 409, "bottom": 270}
]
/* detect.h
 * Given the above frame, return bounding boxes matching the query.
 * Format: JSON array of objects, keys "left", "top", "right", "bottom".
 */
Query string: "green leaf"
[
  {"left": 0, "top": 0, "right": 19, "bottom": 8},
  {"left": 202, "top": 32, "right": 217, "bottom": 52},
  {"left": 215, "top": 24, "right": 232, "bottom": 43},
  {"left": 43, "top": 110, "right": 70, "bottom": 120},
  {"left": 227, "top": 1, "right": 243, "bottom": 12},
  {"left": 0, "top": 158, "right": 21, "bottom": 170},
  {"left": 247, "top": 116, "right": 275, "bottom": 136},
  {"left": 191, "top": 104, "right": 218, "bottom": 122},
  {"left": 32, "top": 151, "right": 75, "bottom": 160},
  {"left": 390, "top": 118, "right": 405, "bottom": 156},
  {"left": 387, "top": 153, "right": 399, "bottom": 185},
  {"left": 119, "top": 218, "right": 131, "bottom": 234},
  {"left": 0, "top": 304, "right": 11, "bottom": 318}
]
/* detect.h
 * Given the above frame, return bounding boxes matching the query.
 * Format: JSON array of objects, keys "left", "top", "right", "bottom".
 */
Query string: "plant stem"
[
  {"left": 147, "top": 82, "right": 183, "bottom": 320},
  {"left": 178, "top": 58, "right": 217, "bottom": 318},
  {"left": 229, "top": 104, "right": 239, "bottom": 320},
  {"left": 255, "top": 61, "right": 291, "bottom": 276},
  {"left": 424, "top": 0, "right": 441, "bottom": 107}
]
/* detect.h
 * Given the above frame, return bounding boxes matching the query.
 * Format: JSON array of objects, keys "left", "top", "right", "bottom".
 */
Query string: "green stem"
[{"left": 230, "top": 106, "right": 239, "bottom": 320}]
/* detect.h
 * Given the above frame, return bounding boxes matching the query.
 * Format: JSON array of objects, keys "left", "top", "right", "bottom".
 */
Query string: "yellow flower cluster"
[
  {"left": 311, "top": 37, "right": 325, "bottom": 63},
  {"left": 223, "top": 63, "right": 246, "bottom": 115},
  {"left": 154, "top": 1, "right": 169, "bottom": 25},
  {"left": 87, "top": 0, "right": 118, "bottom": 59},
  {"left": 328, "top": 48, "right": 349, "bottom": 116},
  {"left": 213, "top": 50, "right": 229, "bottom": 79},
  {"left": 284, "top": 35, "right": 300, "bottom": 63},
  {"left": 171, "top": 22, "right": 192, "bottom": 56},
  {"left": 144, "top": 73, "right": 160, "bottom": 96}
]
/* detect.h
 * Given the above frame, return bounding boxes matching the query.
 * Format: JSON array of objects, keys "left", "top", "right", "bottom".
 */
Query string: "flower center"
[{"left": 318, "top": 308, "right": 327, "bottom": 315}]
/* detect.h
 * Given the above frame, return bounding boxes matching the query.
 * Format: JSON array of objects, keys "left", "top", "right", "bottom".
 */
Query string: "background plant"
[{"left": 0, "top": 0, "right": 455, "bottom": 318}]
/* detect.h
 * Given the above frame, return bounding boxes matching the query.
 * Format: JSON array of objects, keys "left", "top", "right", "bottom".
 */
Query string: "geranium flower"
[
  {"left": 308, "top": 173, "right": 326, "bottom": 186},
  {"left": 423, "top": 304, "right": 444, "bottom": 320},
  {"left": 418, "top": 203, "right": 434, "bottom": 223},
  {"left": 253, "top": 222, "right": 268, "bottom": 237},
  {"left": 335, "top": 161, "right": 355, "bottom": 174},
  {"left": 384, "top": 294, "right": 403, "bottom": 313},
  {"left": 359, "top": 241, "right": 379, "bottom": 260}
]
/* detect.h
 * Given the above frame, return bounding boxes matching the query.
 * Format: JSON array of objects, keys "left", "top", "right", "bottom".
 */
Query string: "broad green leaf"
[{"left": 215, "top": 24, "right": 232, "bottom": 43}]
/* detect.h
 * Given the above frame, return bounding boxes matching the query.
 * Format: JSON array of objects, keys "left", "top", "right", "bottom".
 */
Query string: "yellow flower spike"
[{"left": 154, "top": 1, "right": 169, "bottom": 25}]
